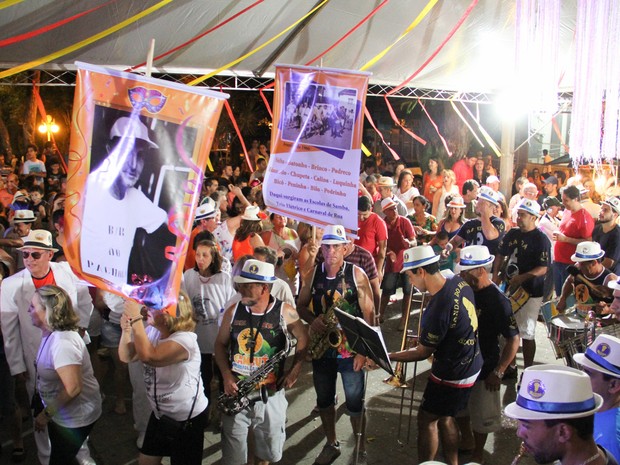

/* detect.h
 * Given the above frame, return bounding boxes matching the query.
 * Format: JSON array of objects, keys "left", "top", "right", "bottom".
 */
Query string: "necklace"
[{"left": 579, "top": 451, "right": 601, "bottom": 465}]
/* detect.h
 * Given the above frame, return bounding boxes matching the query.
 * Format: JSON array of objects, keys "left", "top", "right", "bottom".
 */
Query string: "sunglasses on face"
[{"left": 22, "top": 251, "right": 43, "bottom": 259}]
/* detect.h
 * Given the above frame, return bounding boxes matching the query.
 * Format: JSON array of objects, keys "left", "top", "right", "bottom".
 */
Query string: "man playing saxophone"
[
  {"left": 297, "top": 225, "right": 375, "bottom": 465},
  {"left": 214, "top": 259, "right": 308, "bottom": 465}
]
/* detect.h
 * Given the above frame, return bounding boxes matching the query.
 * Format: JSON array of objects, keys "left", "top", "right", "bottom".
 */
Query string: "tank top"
[
  {"left": 573, "top": 266, "right": 614, "bottom": 318},
  {"left": 229, "top": 298, "right": 288, "bottom": 391},
  {"left": 310, "top": 262, "right": 361, "bottom": 359},
  {"left": 232, "top": 234, "right": 255, "bottom": 263}
]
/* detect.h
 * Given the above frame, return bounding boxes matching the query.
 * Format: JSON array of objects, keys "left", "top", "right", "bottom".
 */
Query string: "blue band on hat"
[
  {"left": 575, "top": 252, "right": 603, "bottom": 259},
  {"left": 322, "top": 234, "right": 346, "bottom": 242},
  {"left": 478, "top": 193, "right": 498, "bottom": 205},
  {"left": 585, "top": 348, "right": 620, "bottom": 376},
  {"left": 516, "top": 394, "right": 596, "bottom": 414},
  {"left": 239, "top": 271, "right": 276, "bottom": 282},
  {"left": 460, "top": 257, "right": 493, "bottom": 266},
  {"left": 403, "top": 255, "right": 438, "bottom": 270}
]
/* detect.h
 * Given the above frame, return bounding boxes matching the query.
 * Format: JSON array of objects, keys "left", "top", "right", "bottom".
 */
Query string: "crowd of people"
[{"left": 1, "top": 140, "right": 620, "bottom": 465}]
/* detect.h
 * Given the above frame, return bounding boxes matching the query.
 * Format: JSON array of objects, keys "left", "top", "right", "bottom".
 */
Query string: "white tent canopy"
[{"left": 0, "top": 0, "right": 578, "bottom": 93}]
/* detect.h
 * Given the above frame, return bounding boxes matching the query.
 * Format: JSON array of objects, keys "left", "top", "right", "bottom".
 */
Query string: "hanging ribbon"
[
  {"left": 188, "top": 0, "right": 330, "bottom": 86},
  {"left": 363, "top": 107, "right": 400, "bottom": 161},
  {"left": 0, "top": 0, "right": 173, "bottom": 80},
  {"left": 126, "top": 0, "right": 265, "bottom": 72},
  {"left": 551, "top": 115, "right": 569, "bottom": 154},
  {"left": 459, "top": 101, "right": 502, "bottom": 157},
  {"left": 359, "top": 0, "right": 439, "bottom": 71},
  {"left": 0, "top": 1, "right": 117, "bottom": 48},
  {"left": 418, "top": 99, "right": 451, "bottom": 156},
  {"left": 449, "top": 99, "right": 484, "bottom": 148},
  {"left": 0, "top": 0, "right": 24, "bottom": 10},
  {"left": 382, "top": 0, "right": 479, "bottom": 148},
  {"left": 223, "top": 99, "right": 254, "bottom": 173}
]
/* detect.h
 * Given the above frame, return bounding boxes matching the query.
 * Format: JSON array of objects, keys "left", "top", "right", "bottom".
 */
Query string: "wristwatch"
[{"left": 493, "top": 369, "right": 505, "bottom": 380}]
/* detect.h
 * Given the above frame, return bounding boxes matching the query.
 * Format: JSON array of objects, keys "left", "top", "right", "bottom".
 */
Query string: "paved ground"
[{"left": 0, "top": 293, "right": 564, "bottom": 465}]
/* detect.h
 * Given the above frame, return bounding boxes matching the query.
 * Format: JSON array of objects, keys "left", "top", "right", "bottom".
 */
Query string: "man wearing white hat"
[
  {"left": 447, "top": 185, "right": 506, "bottom": 257},
  {"left": 593, "top": 197, "right": 620, "bottom": 273},
  {"left": 215, "top": 259, "right": 308, "bottom": 465},
  {"left": 574, "top": 334, "right": 620, "bottom": 462},
  {"left": 505, "top": 365, "right": 617, "bottom": 465},
  {"left": 556, "top": 241, "right": 616, "bottom": 319},
  {"left": 390, "top": 245, "right": 482, "bottom": 465},
  {"left": 0, "top": 229, "right": 94, "bottom": 465},
  {"left": 0, "top": 209, "right": 36, "bottom": 272},
  {"left": 493, "top": 198, "right": 550, "bottom": 369},
  {"left": 372, "top": 176, "right": 407, "bottom": 218},
  {"left": 456, "top": 245, "right": 520, "bottom": 464},
  {"left": 80, "top": 115, "right": 169, "bottom": 288},
  {"left": 297, "top": 225, "right": 375, "bottom": 465},
  {"left": 184, "top": 198, "right": 220, "bottom": 272}
]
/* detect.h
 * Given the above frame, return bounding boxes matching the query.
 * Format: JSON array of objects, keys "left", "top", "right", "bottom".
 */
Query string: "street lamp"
[{"left": 38, "top": 114, "right": 59, "bottom": 141}]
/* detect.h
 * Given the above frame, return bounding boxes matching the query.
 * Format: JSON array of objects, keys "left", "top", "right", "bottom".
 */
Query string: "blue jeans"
[
  {"left": 552, "top": 261, "right": 570, "bottom": 297},
  {"left": 312, "top": 357, "right": 365, "bottom": 416}
]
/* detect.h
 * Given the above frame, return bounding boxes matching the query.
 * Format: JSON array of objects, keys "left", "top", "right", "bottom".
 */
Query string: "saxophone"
[
  {"left": 308, "top": 300, "right": 344, "bottom": 359},
  {"left": 217, "top": 339, "right": 295, "bottom": 416}
]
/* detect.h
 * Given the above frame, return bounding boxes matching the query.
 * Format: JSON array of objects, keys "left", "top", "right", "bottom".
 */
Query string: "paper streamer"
[
  {"left": 0, "top": 0, "right": 25, "bottom": 10},
  {"left": 418, "top": 99, "right": 451, "bottom": 156},
  {"left": 363, "top": 107, "right": 400, "bottom": 161},
  {"left": 459, "top": 101, "right": 503, "bottom": 157},
  {"left": 223, "top": 99, "right": 254, "bottom": 173},
  {"left": 449, "top": 99, "right": 484, "bottom": 148},
  {"left": 0, "top": 0, "right": 173, "bottom": 80}
]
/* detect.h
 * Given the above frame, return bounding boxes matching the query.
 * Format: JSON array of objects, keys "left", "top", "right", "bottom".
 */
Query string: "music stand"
[{"left": 334, "top": 308, "right": 393, "bottom": 375}]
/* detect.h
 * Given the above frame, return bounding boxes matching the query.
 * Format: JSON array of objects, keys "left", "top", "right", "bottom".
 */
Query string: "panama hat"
[
  {"left": 517, "top": 198, "right": 541, "bottom": 217},
  {"left": 401, "top": 245, "right": 439, "bottom": 273},
  {"left": 320, "top": 225, "right": 349, "bottom": 245},
  {"left": 603, "top": 196, "right": 620, "bottom": 216},
  {"left": 573, "top": 334, "right": 620, "bottom": 378},
  {"left": 458, "top": 245, "right": 495, "bottom": 271},
  {"left": 381, "top": 197, "right": 398, "bottom": 211},
  {"left": 446, "top": 196, "right": 466, "bottom": 209},
  {"left": 195, "top": 201, "right": 217, "bottom": 221},
  {"left": 12, "top": 209, "right": 35, "bottom": 224},
  {"left": 504, "top": 365, "right": 602, "bottom": 420},
  {"left": 109, "top": 117, "right": 158, "bottom": 149},
  {"left": 377, "top": 176, "right": 396, "bottom": 188},
  {"left": 477, "top": 186, "right": 499, "bottom": 206},
  {"left": 570, "top": 241, "right": 605, "bottom": 263},
  {"left": 240, "top": 205, "right": 261, "bottom": 221},
  {"left": 233, "top": 259, "right": 277, "bottom": 284},
  {"left": 486, "top": 175, "right": 500, "bottom": 184},
  {"left": 17, "top": 229, "right": 58, "bottom": 252}
]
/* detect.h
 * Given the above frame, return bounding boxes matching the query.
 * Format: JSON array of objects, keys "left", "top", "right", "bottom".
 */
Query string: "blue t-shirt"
[
  {"left": 456, "top": 217, "right": 506, "bottom": 256},
  {"left": 497, "top": 227, "right": 551, "bottom": 297},
  {"left": 419, "top": 275, "right": 482, "bottom": 382},
  {"left": 595, "top": 408, "right": 620, "bottom": 463}
]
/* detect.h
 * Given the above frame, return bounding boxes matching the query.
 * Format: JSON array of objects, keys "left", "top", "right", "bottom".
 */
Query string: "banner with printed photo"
[
  {"left": 65, "top": 62, "right": 228, "bottom": 311},
  {"left": 264, "top": 65, "right": 370, "bottom": 236}
]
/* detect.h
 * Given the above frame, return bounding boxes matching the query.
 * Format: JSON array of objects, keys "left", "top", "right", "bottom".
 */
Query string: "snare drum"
[
  {"left": 549, "top": 314, "right": 587, "bottom": 366},
  {"left": 508, "top": 286, "right": 530, "bottom": 313}
]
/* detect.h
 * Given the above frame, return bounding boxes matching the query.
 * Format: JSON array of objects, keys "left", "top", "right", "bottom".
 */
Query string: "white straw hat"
[
  {"left": 573, "top": 334, "right": 620, "bottom": 378},
  {"left": 109, "top": 117, "right": 158, "bottom": 149},
  {"left": 570, "top": 241, "right": 605, "bottom": 263},
  {"left": 401, "top": 245, "right": 439, "bottom": 272},
  {"left": 233, "top": 259, "right": 276, "bottom": 284},
  {"left": 458, "top": 245, "right": 494, "bottom": 271},
  {"left": 320, "top": 225, "right": 349, "bottom": 245}
]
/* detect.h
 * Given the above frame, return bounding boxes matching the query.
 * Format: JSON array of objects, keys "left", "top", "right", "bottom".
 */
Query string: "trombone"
[{"left": 383, "top": 287, "right": 427, "bottom": 443}]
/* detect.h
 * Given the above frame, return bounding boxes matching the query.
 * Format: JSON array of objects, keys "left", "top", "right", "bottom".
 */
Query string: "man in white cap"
[
  {"left": 447, "top": 185, "right": 506, "bottom": 256},
  {"left": 574, "top": 334, "right": 620, "bottom": 462},
  {"left": 492, "top": 198, "right": 550, "bottom": 369},
  {"left": 184, "top": 198, "right": 219, "bottom": 272},
  {"left": 593, "top": 197, "right": 620, "bottom": 273},
  {"left": 297, "top": 225, "right": 375, "bottom": 465},
  {"left": 505, "top": 365, "right": 617, "bottom": 465},
  {"left": 556, "top": 241, "right": 616, "bottom": 318},
  {"left": 0, "top": 229, "right": 94, "bottom": 465},
  {"left": 215, "top": 259, "right": 308, "bottom": 465},
  {"left": 390, "top": 245, "right": 482, "bottom": 465},
  {"left": 0, "top": 209, "right": 36, "bottom": 271},
  {"left": 485, "top": 175, "right": 505, "bottom": 202},
  {"left": 80, "top": 116, "right": 169, "bottom": 289},
  {"left": 372, "top": 176, "right": 407, "bottom": 218},
  {"left": 456, "top": 245, "right": 520, "bottom": 463}
]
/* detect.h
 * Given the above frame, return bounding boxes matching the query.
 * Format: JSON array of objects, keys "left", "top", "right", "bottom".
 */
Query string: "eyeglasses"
[{"left": 22, "top": 251, "right": 43, "bottom": 259}]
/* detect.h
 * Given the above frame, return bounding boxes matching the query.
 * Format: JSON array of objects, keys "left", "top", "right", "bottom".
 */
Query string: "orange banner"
[{"left": 65, "top": 62, "right": 228, "bottom": 311}]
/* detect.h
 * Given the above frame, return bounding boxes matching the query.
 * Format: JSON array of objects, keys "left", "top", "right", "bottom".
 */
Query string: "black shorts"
[{"left": 420, "top": 379, "right": 473, "bottom": 417}]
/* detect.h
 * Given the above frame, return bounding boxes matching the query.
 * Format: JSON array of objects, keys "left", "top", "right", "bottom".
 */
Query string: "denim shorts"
[
  {"left": 100, "top": 320, "right": 122, "bottom": 348},
  {"left": 312, "top": 357, "right": 365, "bottom": 416},
  {"left": 381, "top": 271, "right": 412, "bottom": 295}
]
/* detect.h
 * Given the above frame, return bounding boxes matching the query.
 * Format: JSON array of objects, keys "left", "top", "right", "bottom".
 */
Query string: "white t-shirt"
[
  {"left": 395, "top": 187, "right": 420, "bottom": 216},
  {"left": 214, "top": 221, "right": 234, "bottom": 262},
  {"left": 22, "top": 159, "right": 46, "bottom": 175},
  {"left": 102, "top": 290, "right": 125, "bottom": 324},
  {"left": 143, "top": 330, "right": 208, "bottom": 421},
  {"left": 36, "top": 331, "right": 102, "bottom": 428},
  {"left": 182, "top": 270, "right": 236, "bottom": 354},
  {"left": 80, "top": 175, "right": 167, "bottom": 286}
]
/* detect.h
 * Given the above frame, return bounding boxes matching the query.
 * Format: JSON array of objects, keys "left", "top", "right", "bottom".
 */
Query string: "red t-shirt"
[
  {"left": 452, "top": 159, "right": 473, "bottom": 192},
  {"left": 385, "top": 216, "right": 415, "bottom": 273},
  {"left": 355, "top": 213, "right": 387, "bottom": 259},
  {"left": 554, "top": 208, "right": 595, "bottom": 264},
  {"left": 32, "top": 269, "right": 56, "bottom": 288}
]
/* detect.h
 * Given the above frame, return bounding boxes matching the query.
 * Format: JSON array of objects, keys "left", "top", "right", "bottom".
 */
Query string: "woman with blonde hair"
[
  {"left": 30, "top": 285, "right": 102, "bottom": 465},
  {"left": 432, "top": 169, "right": 459, "bottom": 220},
  {"left": 119, "top": 291, "right": 208, "bottom": 465}
]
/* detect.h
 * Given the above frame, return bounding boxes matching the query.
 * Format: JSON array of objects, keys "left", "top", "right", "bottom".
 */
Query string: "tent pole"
[{"left": 500, "top": 119, "right": 515, "bottom": 199}]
